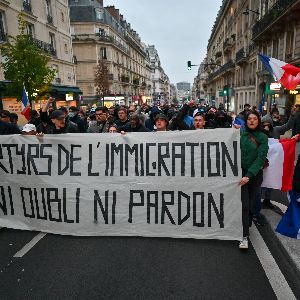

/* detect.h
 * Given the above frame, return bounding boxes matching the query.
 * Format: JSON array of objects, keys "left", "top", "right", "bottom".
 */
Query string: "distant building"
[
  {"left": 202, "top": 0, "right": 300, "bottom": 114},
  {"left": 176, "top": 82, "right": 191, "bottom": 92},
  {"left": 146, "top": 45, "right": 170, "bottom": 104},
  {"left": 69, "top": 0, "right": 170, "bottom": 107}
]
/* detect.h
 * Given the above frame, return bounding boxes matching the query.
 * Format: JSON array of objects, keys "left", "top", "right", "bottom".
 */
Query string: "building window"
[
  {"left": 0, "top": 11, "right": 7, "bottom": 42},
  {"left": 45, "top": 0, "right": 52, "bottom": 17},
  {"left": 64, "top": 43, "right": 68, "bottom": 54},
  {"left": 272, "top": 39, "right": 279, "bottom": 58},
  {"left": 95, "top": 9, "right": 103, "bottom": 20},
  {"left": 61, "top": 12, "right": 64, "bottom": 22},
  {"left": 286, "top": 30, "right": 294, "bottom": 60},
  {"left": 23, "top": 0, "right": 32, "bottom": 14},
  {"left": 26, "top": 23, "right": 34, "bottom": 37},
  {"left": 49, "top": 32, "right": 56, "bottom": 51},
  {"left": 100, "top": 47, "right": 107, "bottom": 59}
]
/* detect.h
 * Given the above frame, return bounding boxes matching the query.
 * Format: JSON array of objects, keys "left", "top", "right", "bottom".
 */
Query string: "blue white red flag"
[
  {"left": 276, "top": 190, "right": 300, "bottom": 239},
  {"left": 261, "top": 138, "right": 297, "bottom": 192},
  {"left": 21, "top": 86, "right": 30, "bottom": 121},
  {"left": 258, "top": 54, "right": 300, "bottom": 90}
]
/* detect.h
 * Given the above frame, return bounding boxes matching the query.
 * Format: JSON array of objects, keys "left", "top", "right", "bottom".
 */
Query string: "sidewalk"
[{"left": 262, "top": 203, "right": 300, "bottom": 273}]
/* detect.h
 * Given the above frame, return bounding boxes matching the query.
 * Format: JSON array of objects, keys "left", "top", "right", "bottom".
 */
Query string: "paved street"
[{"left": 1, "top": 205, "right": 299, "bottom": 300}]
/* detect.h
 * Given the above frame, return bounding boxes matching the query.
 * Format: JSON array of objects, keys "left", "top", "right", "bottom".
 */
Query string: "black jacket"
[
  {"left": 118, "top": 123, "right": 150, "bottom": 132},
  {"left": 0, "top": 120, "right": 21, "bottom": 135},
  {"left": 42, "top": 120, "right": 79, "bottom": 134},
  {"left": 69, "top": 114, "right": 87, "bottom": 133}
]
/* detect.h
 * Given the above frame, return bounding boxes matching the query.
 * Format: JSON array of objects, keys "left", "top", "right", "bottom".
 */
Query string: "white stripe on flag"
[
  {"left": 262, "top": 139, "right": 284, "bottom": 190},
  {"left": 269, "top": 57, "right": 285, "bottom": 81}
]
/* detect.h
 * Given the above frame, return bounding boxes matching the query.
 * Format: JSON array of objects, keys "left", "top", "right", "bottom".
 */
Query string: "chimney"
[{"left": 105, "top": 5, "right": 120, "bottom": 22}]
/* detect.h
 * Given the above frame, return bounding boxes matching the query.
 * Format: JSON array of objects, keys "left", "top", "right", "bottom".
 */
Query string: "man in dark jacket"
[
  {"left": 115, "top": 107, "right": 129, "bottom": 128},
  {"left": 0, "top": 119, "right": 21, "bottom": 135},
  {"left": 69, "top": 106, "right": 87, "bottom": 133},
  {"left": 118, "top": 114, "right": 150, "bottom": 132},
  {"left": 43, "top": 110, "right": 79, "bottom": 134}
]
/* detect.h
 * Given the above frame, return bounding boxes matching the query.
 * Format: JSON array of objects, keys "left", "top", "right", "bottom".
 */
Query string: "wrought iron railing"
[
  {"left": 23, "top": 1, "right": 32, "bottom": 13},
  {"left": 207, "top": 60, "right": 234, "bottom": 82},
  {"left": 252, "top": 0, "right": 297, "bottom": 39},
  {"left": 31, "top": 38, "right": 56, "bottom": 56},
  {"left": 236, "top": 48, "right": 246, "bottom": 63},
  {"left": 47, "top": 15, "right": 53, "bottom": 25},
  {"left": 72, "top": 34, "right": 130, "bottom": 55}
]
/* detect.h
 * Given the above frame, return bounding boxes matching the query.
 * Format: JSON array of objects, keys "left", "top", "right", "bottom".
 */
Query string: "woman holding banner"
[{"left": 239, "top": 110, "right": 269, "bottom": 249}]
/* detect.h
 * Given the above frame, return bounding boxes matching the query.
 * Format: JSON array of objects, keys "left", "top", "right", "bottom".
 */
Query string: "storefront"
[
  {"left": 48, "top": 85, "right": 82, "bottom": 109},
  {"left": 103, "top": 96, "right": 125, "bottom": 107},
  {"left": 1, "top": 97, "right": 28, "bottom": 126}
]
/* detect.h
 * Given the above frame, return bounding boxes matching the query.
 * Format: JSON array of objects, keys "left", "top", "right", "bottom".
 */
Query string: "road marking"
[
  {"left": 271, "top": 200, "right": 287, "bottom": 213},
  {"left": 13, "top": 232, "right": 47, "bottom": 258},
  {"left": 250, "top": 226, "right": 296, "bottom": 300}
]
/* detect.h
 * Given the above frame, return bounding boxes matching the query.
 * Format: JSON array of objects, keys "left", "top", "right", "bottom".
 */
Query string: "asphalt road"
[
  {"left": 0, "top": 190, "right": 299, "bottom": 299},
  {"left": 0, "top": 227, "right": 287, "bottom": 300}
]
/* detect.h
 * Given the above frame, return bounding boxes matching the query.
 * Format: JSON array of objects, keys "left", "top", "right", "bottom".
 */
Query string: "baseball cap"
[
  {"left": 50, "top": 110, "right": 65, "bottom": 120},
  {"left": 22, "top": 124, "right": 36, "bottom": 132},
  {"left": 155, "top": 113, "right": 169, "bottom": 123}
]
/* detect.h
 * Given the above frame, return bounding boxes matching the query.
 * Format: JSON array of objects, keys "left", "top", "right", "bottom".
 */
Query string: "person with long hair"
[{"left": 239, "top": 110, "right": 268, "bottom": 249}]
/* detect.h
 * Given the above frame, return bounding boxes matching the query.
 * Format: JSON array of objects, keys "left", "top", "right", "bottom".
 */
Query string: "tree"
[
  {"left": 0, "top": 15, "right": 56, "bottom": 104},
  {"left": 94, "top": 59, "right": 110, "bottom": 104}
]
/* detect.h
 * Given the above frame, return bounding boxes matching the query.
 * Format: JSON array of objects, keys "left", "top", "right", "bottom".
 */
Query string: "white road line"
[
  {"left": 271, "top": 200, "right": 287, "bottom": 214},
  {"left": 250, "top": 226, "right": 296, "bottom": 300},
  {"left": 13, "top": 232, "right": 47, "bottom": 258}
]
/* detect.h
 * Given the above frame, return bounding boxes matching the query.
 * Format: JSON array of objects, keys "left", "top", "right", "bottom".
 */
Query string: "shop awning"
[{"left": 51, "top": 85, "right": 82, "bottom": 94}]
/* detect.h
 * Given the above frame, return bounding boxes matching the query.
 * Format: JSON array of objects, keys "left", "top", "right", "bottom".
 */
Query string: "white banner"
[{"left": 0, "top": 129, "right": 242, "bottom": 240}]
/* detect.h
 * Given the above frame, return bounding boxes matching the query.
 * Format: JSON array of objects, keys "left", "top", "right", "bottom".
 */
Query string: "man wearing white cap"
[{"left": 21, "top": 124, "right": 37, "bottom": 135}]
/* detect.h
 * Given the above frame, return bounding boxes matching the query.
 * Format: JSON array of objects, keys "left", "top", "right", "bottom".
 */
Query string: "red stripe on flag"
[
  {"left": 21, "top": 106, "right": 30, "bottom": 121},
  {"left": 279, "top": 138, "right": 296, "bottom": 191}
]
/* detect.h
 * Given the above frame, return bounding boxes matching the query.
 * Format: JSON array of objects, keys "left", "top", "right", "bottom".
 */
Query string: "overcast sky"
[{"left": 104, "top": 0, "right": 223, "bottom": 85}]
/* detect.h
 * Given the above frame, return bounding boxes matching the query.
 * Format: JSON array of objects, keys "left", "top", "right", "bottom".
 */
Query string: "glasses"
[{"left": 96, "top": 113, "right": 105, "bottom": 116}]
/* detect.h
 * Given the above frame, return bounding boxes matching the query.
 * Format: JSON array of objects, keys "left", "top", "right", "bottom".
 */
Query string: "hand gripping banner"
[{"left": 0, "top": 129, "right": 242, "bottom": 240}]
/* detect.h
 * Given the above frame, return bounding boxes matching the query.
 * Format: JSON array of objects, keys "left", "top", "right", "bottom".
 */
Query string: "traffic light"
[
  {"left": 187, "top": 61, "right": 192, "bottom": 70},
  {"left": 223, "top": 85, "right": 229, "bottom": 97}
]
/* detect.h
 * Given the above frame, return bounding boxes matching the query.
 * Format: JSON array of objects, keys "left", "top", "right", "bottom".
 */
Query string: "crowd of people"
[{"left": 1, "top": 97, "right": 300, "bottom": 250}]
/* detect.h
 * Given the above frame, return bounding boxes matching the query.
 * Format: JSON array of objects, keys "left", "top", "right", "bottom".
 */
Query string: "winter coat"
[
  {"left": 69, "top": 114, "right": 87, "bottom": 133},
  {"left": 42, "top": 120, "right": 79, "bottom": 134},
  {"left": 240, "top": 129, "right": 269, "bottom": 178},
  {"left": 118, "top": 123, "right": 150, "bottom": 132},
  {"left": 262, "top": 112, "right": 300, "bottom": 139},
  {"left": 0, "top": 120, "right": 21, "bottom": 135},
  {"left": 87, "top": 121, "right": 110, "bottom": 133}
]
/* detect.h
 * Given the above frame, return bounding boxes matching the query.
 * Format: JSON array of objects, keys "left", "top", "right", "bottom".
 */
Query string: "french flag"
[
  {"left": 21, "top": 86, "right": 30, "bottom": 121},
  {"left": 261, "top": 138, "right": 297, "bottom": 192},
  {"left": 276, "top": 190, "right": 300, "bottom": 239},
  {"left": 258, "top": 54, "right": 300, "bottom": 90}
]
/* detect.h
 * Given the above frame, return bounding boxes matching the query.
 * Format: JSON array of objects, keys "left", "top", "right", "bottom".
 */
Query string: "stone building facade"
[
  {"left": 70, "top": 0, "right": 169, "bottom": 107},
  {"left": 0, "top": 0, "right": 80, "bottom": 111},
  {"left": 200, "top": 0, "right": 300, "bottom": 114}
]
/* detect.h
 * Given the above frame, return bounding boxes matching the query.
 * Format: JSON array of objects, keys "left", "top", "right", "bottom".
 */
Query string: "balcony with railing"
[
  {"left": 236, "top": 48, "right": 247, "bottom": 65},
  {"left": 31, "top": 38, "right": 56, "bottom": 56},
  {"left": 252, "top": 0, "right": 298, "bottom": 40},
  {"left": 72, "top": 34, "right": 130, "bottom": 55},
  {"left": 47, "top": 15, "right": 53, "bottom": 25},
  {"left": 22, "top": 1, "right": 32, "bottom": 14},
  {"left": 206, "top": 59, "right": 234, "bottom": 83}
]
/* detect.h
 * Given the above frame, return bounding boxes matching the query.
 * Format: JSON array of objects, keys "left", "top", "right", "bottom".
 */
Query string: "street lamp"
[{"left": 242, "top": 8, "right": 259, "bottom": 15}]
